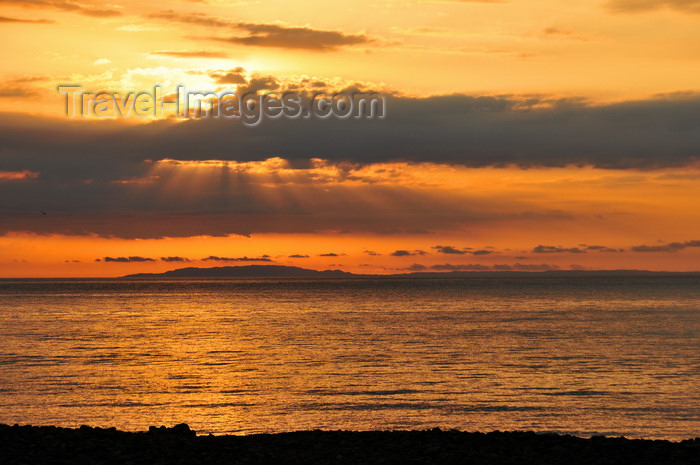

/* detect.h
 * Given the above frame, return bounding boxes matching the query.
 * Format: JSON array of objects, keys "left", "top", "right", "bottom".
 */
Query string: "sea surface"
[{"left": 0, "top": 277, "right": 698, "bottom": 440}]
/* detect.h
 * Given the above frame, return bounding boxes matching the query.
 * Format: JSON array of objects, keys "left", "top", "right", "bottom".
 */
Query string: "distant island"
[
  {"left": 123, "top": 265, "right": 700, "bottom": 279},
  {"left": 124, "top": 265, "right": 352, "bottom": 278}
]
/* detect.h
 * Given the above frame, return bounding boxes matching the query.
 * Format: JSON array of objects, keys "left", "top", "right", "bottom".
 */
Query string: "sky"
[{"left": 1, "top": 0, "right": 699, "bottom": 277}]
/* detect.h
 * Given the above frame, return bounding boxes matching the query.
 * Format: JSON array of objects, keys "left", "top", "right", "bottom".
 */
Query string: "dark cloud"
[
  {"left": 3, "top": 92, "right": 700, "bottom": 238},
  {"left": 4, "top": 93, "right": 700, "bottom": 168},
  {"left": 0, "top": 196, "right": 547, "bottom": 238},
  {"left": 512, "top": 263, "right": 560, "bottom": 271},
  {"left": 210, "top": 23, "right": 371, "bottom": 51},
  {"left": 432, "top": 245, "right": 468, "bottom": 255},
  {"left": 161, "top": 256, "right": 190, "bottom": 262},
  {"left": 148, "top": 10, "right": 370, "bottom": 51},
  {"left": 391, "top": 249, "right": 427, "bottom": 256},
  {"left": 584, "top": 245, "right": 624, "bottom": 253},
  {"left": 102, "top": 256, "right": 155, "bottom": 262},
  {"left": 431, "top": 263, "right": 491, "bottom": 271},
  {"left": 202, "top": 255, "right": 273, "bottom": 261},
  {"left": 150, "top": 50, "right": 229, "bottom": 58},
  {"left": 288, "top": 254, "right": 310, "bottom": 258},
  {"left": 492, "top": 264, "right": 513, "bottom": 271},
  {"left": 631, "top": 240, "right": 700, "bottom": 252},
  {"left": 533, "top": 245, "right": 586, "bottom": 253},
  {"left": 0, "top": 0, "right": 122, "bottom": 17},
  {"left": 363, "top": 250, "right": 381, "bottom": 256},
  {"left": 471, "top": 249, "right": 494, "bottom": 255},
  {"left": 0, "top": 16, "right": 54, "bottom": 23},
  {"left": 319, "top": 253, "right": 339, "bottom": 257},
  {"left": 606, "top": 0, "right": 700, "bottom": 13}
]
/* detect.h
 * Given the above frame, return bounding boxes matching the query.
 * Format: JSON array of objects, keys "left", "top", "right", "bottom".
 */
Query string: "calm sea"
[{"left": 0, "top": 277, "right": 697, "bottom": 440}]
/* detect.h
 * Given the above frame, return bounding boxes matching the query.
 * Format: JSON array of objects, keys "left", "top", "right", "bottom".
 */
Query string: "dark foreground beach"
[{"left": 1, "top": 424, "right": 697, "bottom": 465}]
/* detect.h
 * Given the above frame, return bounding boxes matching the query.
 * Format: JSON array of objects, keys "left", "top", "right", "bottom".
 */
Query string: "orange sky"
[{"left": 1, "top": 0, "right": 699, "bottom": 277}]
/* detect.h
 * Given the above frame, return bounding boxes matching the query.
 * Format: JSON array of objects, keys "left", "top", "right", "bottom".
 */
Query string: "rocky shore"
[{"left": 1, "top": 423, "right": 697, "bottom": 464}]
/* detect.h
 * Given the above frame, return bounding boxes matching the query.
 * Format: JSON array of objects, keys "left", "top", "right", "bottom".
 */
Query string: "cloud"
[
  {"left": 542, "top": 27, "right": 573, "bottom": 37},
  {"left": 539, "top": 27, "right": 590, "bottom": 42},
  {"left": 161, "top": 256, "right": 189, "bottom": 262},
  {"left": 512, "top": 263, "right": 560, "bottom": 271},
  {"left": 150, "top": 50, "right": 229, "bottom": 59},
  {"left": 391, "top": 249, "right": 428, "bottom": 256},
  {"left": 416, "top": 245, "right": 493, "bottom": 256},
  {"left": 0, "top": 16, "right": 54, "bottom": 23},
  {"left": 0, "top": 0, "right": 122, "bottom": 17},
  {"left": 533, "top": 245, "right": 586, "bottom": 253},
  {"left": 93, "top": 58, "right": 111, "bottom": 65},
  {"left": 432, "top": 245, "right": 469, "bottom": 255},
  {"left": 3, "top": 91, "right": 700, "bottom": 239},
  {"left": 210, "top": 23, "right": 371, "bottom": 51},
  {"left": 101, "top": 256, "right": 155, "bottom": 262},
  {"left": 288, "top": 254, "right": 310, "bottom": 258},
  {"left": 147, "top": 10, "right": 231, "bottom": 28},
  {"left": 0, "top": 88, "right": 38, "bottom": 99},
  {"left": 407, "top": 262, "right": 560, "bottom": 272},
  {"left": 403, "top": 264, "right": 427, "bottom": 271},
  {"left": 0, "top": 76, "right": 50, "bottom": 99},
  {"left": 0, "top": 170, "right": 39, "bottom": 181},
  {"left": 0, "top": 147, "right": 604, "bottom": 238},
  {"left": 3, "top": 93, "right": 700, "bottom": 169},
  {"left": 431, "top": 263, "right": 491, "bottom": 271},
  {"left": 584, "top": 245, "right": 624, "bottom": 252},
  {"left": 208, "top": 68, "right": 247, "bottom": 84},
  {"left": 319, "top": 253, "right": 339, "bottom": 257},
  {"left": 0, "top": 166, "right": 553, "bottom": 237},
  {"left": 202, "top": 255, "right": 273, "bottom": 261},
  {"left": 471, "top": 249, "right": 494, "bottom": 255},
  {"left": 606, "top": 0, "right": 700, "bottom": 14},
  {"left": 148, "top": 10, "right": 370, "bottom": 51},
  {"left": 363, "top": 250, "right": 381, "bottom": 256},
  {"left": 491, "top": 263, "right": 561, "bottom": 271},
  {"left": 631, "top": 240, "right": 700, "bottom": 252},
  {"left": 492, "top": 264, "right": 513, "bottom": 271}
]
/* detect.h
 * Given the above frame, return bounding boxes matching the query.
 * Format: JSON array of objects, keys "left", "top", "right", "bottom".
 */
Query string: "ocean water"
[{"left": 0, "top": 277, "right": 697, "bottom": 440}]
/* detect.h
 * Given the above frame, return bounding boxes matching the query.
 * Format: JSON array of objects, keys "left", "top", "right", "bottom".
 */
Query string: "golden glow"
[{"left": 2, "top": 162, "right": 699, "bottom": 277}]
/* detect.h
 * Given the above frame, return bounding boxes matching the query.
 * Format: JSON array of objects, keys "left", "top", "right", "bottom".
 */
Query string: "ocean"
[{"left": 0, "top": 277, "right": 697, "bottom": 440}]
